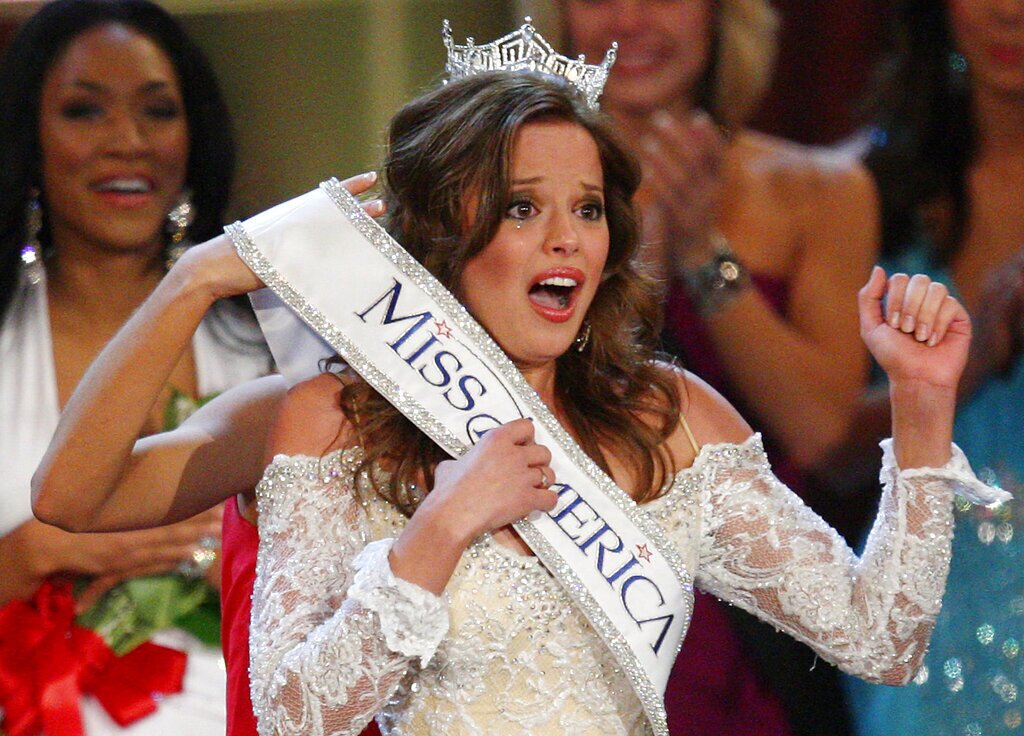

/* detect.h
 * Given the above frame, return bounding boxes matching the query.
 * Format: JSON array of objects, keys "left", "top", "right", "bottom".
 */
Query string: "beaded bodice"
[{"left": 249, "top": 435, "right": 986, "bottom": 736}]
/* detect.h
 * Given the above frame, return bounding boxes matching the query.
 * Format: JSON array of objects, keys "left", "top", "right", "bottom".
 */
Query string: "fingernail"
[
  {"left": 915, "top": 322, "right": 929, "bottom": 341},
  {"left": 364, "top": 171, "right": 378, "bottom": 182},
  {"left": 888, "top": 310, "right": 900, "bottom": 328},
  {"left": 901, "top": 313, "right": 915, "bottom": 333},
  {"left": 652, "top": 110, "right": 673, "bottom": 129},
  {"left": 641, "top": 136, "right": 658, "bottom": 153},
  {"left": 927, "top": 333, "right": 939, "bottom": 347}
]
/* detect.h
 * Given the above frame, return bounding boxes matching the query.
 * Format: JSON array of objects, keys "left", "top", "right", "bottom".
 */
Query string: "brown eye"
[
  {"left": 579, "top": 202, "right": 604, "bottom": 221},
  {"left": 506, "top": 199, "right": 537, "bottom": 220}
]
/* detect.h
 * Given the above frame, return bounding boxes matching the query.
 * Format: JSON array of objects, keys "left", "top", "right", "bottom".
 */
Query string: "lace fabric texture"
[{"left": 250, "top": 435, "right": 972, "bottom": 736}]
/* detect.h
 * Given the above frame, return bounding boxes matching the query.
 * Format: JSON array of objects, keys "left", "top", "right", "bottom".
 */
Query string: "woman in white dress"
[
  {"left": 0, "top": 1, "right": 268, "bottom": 733},
  {"left": 32, "top": 31, "right": 999, "bottom": 736}
]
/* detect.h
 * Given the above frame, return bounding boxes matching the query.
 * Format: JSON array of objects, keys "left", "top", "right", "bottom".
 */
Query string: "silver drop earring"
[
  {"left": 20, "top": 193, "right": 44, "bottom": 286},
  {"left": 574, "top": 321, "right": 591, "bottom": 352},
  {"left": 165, "top": 191, "right": 195, "bottom": 270}
]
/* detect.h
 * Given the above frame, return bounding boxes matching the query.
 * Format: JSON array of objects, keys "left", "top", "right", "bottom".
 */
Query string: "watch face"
[{"left": 718, "top": 260, "right": 741, "bottom": 282}]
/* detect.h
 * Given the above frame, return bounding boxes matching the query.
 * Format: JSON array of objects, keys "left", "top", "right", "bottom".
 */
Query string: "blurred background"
[{"left": 0, "top": 0, "right": 892, "bottom": 220}]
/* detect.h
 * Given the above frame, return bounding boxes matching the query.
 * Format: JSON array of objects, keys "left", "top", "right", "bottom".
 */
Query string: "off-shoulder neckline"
[
  {"left": 263, "top": 434, "right": 767, "bottom": 562},
  {"left": 266, "top": 432, "right": 766, "bottom": 505}
]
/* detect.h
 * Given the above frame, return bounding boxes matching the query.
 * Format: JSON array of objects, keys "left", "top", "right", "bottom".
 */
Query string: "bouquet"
[{"left": 0, "top": 390, "right": 221, "bottom": 736}]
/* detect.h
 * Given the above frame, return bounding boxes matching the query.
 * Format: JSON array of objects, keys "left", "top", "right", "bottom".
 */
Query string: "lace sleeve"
[
  {"left": 692, "top": 435, "right": 986, "bottom": 686},
  {"left": 250, "top": 452, "right": 449, "bottom": 736}
]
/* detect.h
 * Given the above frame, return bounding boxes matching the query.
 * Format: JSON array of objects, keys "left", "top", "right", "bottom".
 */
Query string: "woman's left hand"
[
  {"left": 859, "top": 266, "right": 972, "bottom": 391},
  {"left": 174, "top": 171, "right": 384, "bottom": 303}
]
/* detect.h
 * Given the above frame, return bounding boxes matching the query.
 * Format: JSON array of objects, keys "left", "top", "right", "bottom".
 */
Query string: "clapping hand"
[
  {"left": 859, "top": 267, "right": 972, "bottom": 391},
  {"left": 639, "top": 110, "right": 727, "bottom": 271}
]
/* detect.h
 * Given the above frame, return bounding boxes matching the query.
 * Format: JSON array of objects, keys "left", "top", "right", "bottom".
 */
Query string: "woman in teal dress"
[{"left": 842, "top": 0, "right": 1024, "bottom": 733}]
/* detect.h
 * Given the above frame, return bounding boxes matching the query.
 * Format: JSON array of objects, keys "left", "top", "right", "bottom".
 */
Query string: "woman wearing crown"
[{"left": 32, "top": 22, "right": 1005, "bottom": 736}]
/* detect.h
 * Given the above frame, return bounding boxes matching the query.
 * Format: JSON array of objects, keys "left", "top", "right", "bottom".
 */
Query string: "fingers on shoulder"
[{"left": 267, "top": 373, "right": 352, "bottom": 457}]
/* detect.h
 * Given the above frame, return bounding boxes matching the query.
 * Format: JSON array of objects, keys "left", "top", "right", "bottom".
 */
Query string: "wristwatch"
[{"left": 679, "top": 232, "right": 750, "bottom": 316}]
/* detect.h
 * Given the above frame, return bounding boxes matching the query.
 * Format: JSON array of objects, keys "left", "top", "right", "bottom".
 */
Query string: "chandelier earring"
[
  {"left": 574, "top": 321, "right": 592, "bottom": 353},
  {"left": 165, "top": 190, "right": 195, "bottom": 270},
  {"left": 20, "top": 192, "right": 44, "bottom": 286}
]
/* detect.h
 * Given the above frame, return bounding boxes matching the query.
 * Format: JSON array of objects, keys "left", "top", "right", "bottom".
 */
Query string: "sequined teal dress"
[{"left": 847, "top": 241, "right": 1024, "bottom": 736}]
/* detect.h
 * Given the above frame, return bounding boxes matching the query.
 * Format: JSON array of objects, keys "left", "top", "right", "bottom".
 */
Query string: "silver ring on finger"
[
  {"left": 537, "top": 467, "right": 551, "bottom": 490},
  {"left": 178, "top": 538, "right": 220, "bottom": 579}
]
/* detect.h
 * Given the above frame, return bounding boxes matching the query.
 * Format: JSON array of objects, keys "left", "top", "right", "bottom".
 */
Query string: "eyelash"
[
  {"left": 506, "top": 198, "right": 536, "bottom": 220},
  {"left": 59, "top": 101, "right": 182, "bottom": 122},
  {"left": 579, "top": 201, "right": 604, "bottom": 221},
  {"left": 505, "top": 198, "right": 605, "bottom": 222},
  {"left": 146, "top": 103, "right": 182, "bottom": 120},
  {"left": 61, "top": 102, "right": 102, "bottom": 120}
]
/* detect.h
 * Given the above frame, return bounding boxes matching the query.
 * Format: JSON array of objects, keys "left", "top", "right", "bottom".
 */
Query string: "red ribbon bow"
[{"left": 0, "top": 581, "right": 187, "bottom": 736}]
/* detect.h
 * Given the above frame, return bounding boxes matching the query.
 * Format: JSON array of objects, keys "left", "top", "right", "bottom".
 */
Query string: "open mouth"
[
  {"left": 527, "top": 269, "right": 585, "bottom": 324},
  {"left": 93, "top": 177, "right": 154, "bottom": 194},
  {"left": 529, "top": 276, "right": 578, "bottom": 310}
]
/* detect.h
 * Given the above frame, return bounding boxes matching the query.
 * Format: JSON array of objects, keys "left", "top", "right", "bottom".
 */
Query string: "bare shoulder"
[
  {"left": 732, "top": 129, "right": 876, "bottom": 204},
  {"left": 657, "top": 362, "right": 753, "bottom": 459},
  {"left": 164, "top": 374, "right": 286, "bottom": 443},
  {"left": 265, "top": 372, "right": 355, "bottom": 459}
]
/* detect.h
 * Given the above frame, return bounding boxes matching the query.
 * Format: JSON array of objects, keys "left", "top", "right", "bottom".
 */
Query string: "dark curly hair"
[{"left": 337, "top": 72, "right": 683, "bottom": 513}]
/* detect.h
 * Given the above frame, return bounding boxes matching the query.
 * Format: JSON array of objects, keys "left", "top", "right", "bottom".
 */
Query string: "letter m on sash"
[{"left": 355, "top": 278, "right": 433, "bottom": 351}]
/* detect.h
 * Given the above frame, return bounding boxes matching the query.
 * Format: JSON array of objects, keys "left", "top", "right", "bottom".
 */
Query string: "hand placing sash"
[{"left": 228, "top": 179, "right": 691, "bottom": 736}]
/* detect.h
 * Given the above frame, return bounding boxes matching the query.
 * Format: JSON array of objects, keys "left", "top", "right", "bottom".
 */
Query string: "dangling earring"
[
  {"left": 948, "top": 51, "right": 969, "bottom": 93},
  {"left": 574, "top": 321, "right": 591, "bottom": 352},
  {"left": 165, "top": 191, "right": 195, "bottom": 270},
  {"left": 20, "top": 192, "right": 44, "bottom": 286}
]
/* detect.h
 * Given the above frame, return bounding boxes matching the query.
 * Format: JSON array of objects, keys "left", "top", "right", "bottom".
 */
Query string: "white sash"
[{"left": 228, "top": 179, "right": 693, "bottom": 735}]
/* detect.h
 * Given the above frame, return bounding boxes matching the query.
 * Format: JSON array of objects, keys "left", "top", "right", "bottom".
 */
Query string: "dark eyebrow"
[
  {"left": 69, "top": 80, "right": 106, "bottom": 92},
  {"left": 511, "top": 177, "right": 604, "bottom": 193},
  {"left": 68, "top": 79, "right": 173, "bottom": 94}
]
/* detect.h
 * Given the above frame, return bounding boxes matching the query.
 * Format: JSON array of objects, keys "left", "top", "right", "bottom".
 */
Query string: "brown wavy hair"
[{"left": 337, "top": 72, "right": 682, "bottom": 513}]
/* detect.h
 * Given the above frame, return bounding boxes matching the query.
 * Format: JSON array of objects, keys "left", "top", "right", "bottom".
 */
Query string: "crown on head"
[{"left": 443, "top": 18, "right": 617, "bottom": 111}]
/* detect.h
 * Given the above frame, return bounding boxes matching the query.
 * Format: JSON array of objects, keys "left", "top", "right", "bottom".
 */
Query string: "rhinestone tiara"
[{"left": 443, "top": 17, "right": 617, "bottom": 111}]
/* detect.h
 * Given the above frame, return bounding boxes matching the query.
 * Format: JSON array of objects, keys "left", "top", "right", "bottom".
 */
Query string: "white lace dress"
[{"left": 249, "top": 434, "right": 983, "bottom": 736}]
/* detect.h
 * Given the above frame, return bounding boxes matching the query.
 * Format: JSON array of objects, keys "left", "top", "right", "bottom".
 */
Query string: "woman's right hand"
[
  {"left": 389, "top": 419, "right": 557, "bottom": 594},
  {"left": 427, "top": 419, "right": 558, "bottom": 542},
  {"left": 1, "top": 507, "right": 223, "bottom": 610},
  {"left": 173, "top": 171, "right": 384, "bottom": 303}
]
